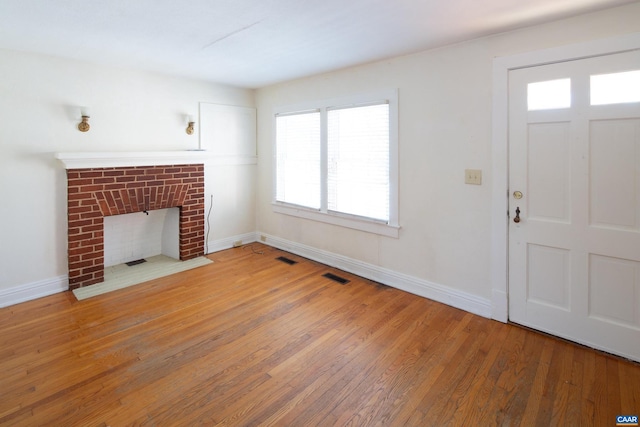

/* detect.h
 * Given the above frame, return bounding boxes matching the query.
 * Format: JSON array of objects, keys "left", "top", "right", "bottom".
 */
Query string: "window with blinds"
[
  {"left": 328, "top": 103, "right": 389, "bottom": 221},
  {"left": 273, "top": 90, "right": 399, "bottom": 237},
  {"left": 275, "top": 111, "right": 321, "bottom": 209}
]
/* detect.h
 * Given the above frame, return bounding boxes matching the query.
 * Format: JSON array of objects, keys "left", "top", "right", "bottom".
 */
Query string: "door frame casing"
[{"left": 490, "top": 32, "right": 640, "bottom": 322}]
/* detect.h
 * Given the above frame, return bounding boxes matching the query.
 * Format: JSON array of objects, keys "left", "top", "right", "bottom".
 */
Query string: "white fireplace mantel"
[{"left": 55, "top": 151, "right": 257, "bottom": 169}]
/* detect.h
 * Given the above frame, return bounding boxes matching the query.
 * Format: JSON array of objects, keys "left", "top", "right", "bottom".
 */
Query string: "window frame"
[{"left": 272, "top": 89, "right": 399, "bottom": 238}]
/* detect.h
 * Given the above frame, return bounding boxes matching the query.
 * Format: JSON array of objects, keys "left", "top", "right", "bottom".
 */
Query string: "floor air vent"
[
  {"left": 125, "top": 259, "right": 147, "bottom": 267},
  {"left": 322, "top": 272, "right": 350, "bottom": 284},
  {"left": 276, "top": 256, "right": 298, "bottom": 265}
]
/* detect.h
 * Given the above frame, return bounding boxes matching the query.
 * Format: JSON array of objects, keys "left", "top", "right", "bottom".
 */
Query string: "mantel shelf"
[{"left": 55, "top": 151, "right": 257, "bottom": 169}]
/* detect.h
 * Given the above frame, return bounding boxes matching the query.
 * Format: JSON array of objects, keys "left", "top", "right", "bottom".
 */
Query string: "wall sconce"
[
  {"left": 78, "top": 107, "right": 91, "bottom": 132},
  {"left": 186, "top": 115, "right": 196, "bottom": 135}
]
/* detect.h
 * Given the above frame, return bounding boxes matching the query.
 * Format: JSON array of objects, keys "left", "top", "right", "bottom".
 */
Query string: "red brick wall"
[{"left": 66, "top": 164, "right": 205, "bottom": 289}]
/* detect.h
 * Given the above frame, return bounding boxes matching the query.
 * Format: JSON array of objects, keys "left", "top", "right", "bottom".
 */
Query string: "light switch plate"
[{"left": 465, "top": 169, "right": 482, "bottom": 185}]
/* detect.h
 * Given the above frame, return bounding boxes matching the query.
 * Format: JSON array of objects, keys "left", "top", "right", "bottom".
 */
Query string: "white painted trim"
[
  {"left": 206, "top": 232, "right": 259, "bottom": 254},
  {"left": 55, "top": 151, "right": 257, "bottom": 169},
  {"left": 260, "top": 233, "right": 492, "bottom": 318},
  {"left": 491, "top": 32, "right": 640, "bottom": 323},
  {"left": 0, "top": 275, "right": 69, "bottom": 308},
  {"left": 272, "top": 203, "right": 400, "bottom": 238}
]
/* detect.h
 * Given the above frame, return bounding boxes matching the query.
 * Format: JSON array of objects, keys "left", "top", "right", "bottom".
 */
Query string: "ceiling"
[{"left": 0, "top": 0, "right": 634, "bottom": 88}]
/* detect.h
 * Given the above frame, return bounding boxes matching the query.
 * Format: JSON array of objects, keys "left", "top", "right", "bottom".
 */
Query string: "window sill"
[{"left": 272, "top": 203, "right": 400, "bottom": 238}]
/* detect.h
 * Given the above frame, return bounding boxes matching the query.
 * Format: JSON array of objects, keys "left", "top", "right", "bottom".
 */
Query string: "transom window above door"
[
  {"left": 590, "top": 69, "right": 640, "bottom": 105},
  {"left": 526, "top": 68, "right": 640, "bottom": 111},
  {"left": 527, "top": 78, "right": 571, "bottom": 111}
]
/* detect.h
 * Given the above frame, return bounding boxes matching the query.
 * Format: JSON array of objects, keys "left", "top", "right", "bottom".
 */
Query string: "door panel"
[
  {"left": 590, "top": 118, "right": 640, "bottom": 230},
  {"left": 588, "top": 254, "right": 640, "bottom": 329},
  {"left": 527, "top": 244, "right": 571, "bottom": 310},
  {"left": 509, "top": 49, "right": 640, "bottom": 361},
  {"left": 528, "top": 121, "right": 571, "bottom": 222}
]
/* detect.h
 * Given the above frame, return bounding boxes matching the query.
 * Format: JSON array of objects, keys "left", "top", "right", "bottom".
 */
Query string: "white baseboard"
[
  {"left": 206, "top": 232, "right": 259, "bottom": 254},
  {"left": 2, "top": 232, "right": 493, "bottom": 319},
  {"left": 0, "top": 230, "right": 258, "bottom": 308},
  {"left": 0, "top": 275, "right": 69, "bottom": 308},
  {"left": 259, "top": 233, "right": 492, "bottom": 318}
]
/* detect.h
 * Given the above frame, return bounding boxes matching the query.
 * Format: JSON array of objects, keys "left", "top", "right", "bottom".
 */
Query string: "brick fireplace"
[{"left": 65, "top": 164, "right": 205, "bottom": 290}]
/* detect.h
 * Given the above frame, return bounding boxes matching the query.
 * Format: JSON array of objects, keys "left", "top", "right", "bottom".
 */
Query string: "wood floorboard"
[{"left": 1, "top": 243, "right": 639, "bottom": 426}]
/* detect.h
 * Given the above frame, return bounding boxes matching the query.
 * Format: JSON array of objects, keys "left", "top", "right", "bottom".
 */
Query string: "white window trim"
[{"left": 272, "top": 89, "right": 399, "bottom": 238}]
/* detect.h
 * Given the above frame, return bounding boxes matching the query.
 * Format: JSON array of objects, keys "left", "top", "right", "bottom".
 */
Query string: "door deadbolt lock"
[{"left": 513, "top": 191, "right": 523, "bottom": 199}]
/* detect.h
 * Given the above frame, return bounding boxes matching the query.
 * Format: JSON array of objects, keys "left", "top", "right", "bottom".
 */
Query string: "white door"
[{"left": 508, "top": 50, "right": 640, "bottom": 362}]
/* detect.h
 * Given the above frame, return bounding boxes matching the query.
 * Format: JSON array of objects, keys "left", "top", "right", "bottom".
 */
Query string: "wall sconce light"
[
  {"left": 78, "top": 107, "right": 91, "bottom": 132},
  {"left": 186, "top": 115, "right": 196, "bottom": 135}
]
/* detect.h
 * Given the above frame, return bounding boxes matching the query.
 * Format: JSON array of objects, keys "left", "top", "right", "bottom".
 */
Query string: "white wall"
[
  {"left": 255, "top": 4, "right": 640, "bottom": 306},
  {"left": 0, "top": 49, "right": 255, "bottom": 302}
]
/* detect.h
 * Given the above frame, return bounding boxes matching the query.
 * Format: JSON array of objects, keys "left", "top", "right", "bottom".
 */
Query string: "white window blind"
[
  {"left": 275, "top": 111, "right": 321, "bottom": 209},
  {"left": 328, "top": 103, "right": 390, "bottom": 221}
]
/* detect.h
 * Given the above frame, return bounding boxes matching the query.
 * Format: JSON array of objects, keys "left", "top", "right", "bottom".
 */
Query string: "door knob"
[{"left": 514, "top": 207, "right": 521, "bottom": 223}]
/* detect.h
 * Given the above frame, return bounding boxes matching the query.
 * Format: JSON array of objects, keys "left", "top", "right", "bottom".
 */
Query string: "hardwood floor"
[{"left": 1, "top": 244, "right": 638, "bottom": 426}]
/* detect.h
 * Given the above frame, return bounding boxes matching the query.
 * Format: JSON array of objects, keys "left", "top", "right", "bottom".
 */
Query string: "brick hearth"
[{"left": 65, "top": 164, "right": 205, "bottom": 289}]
